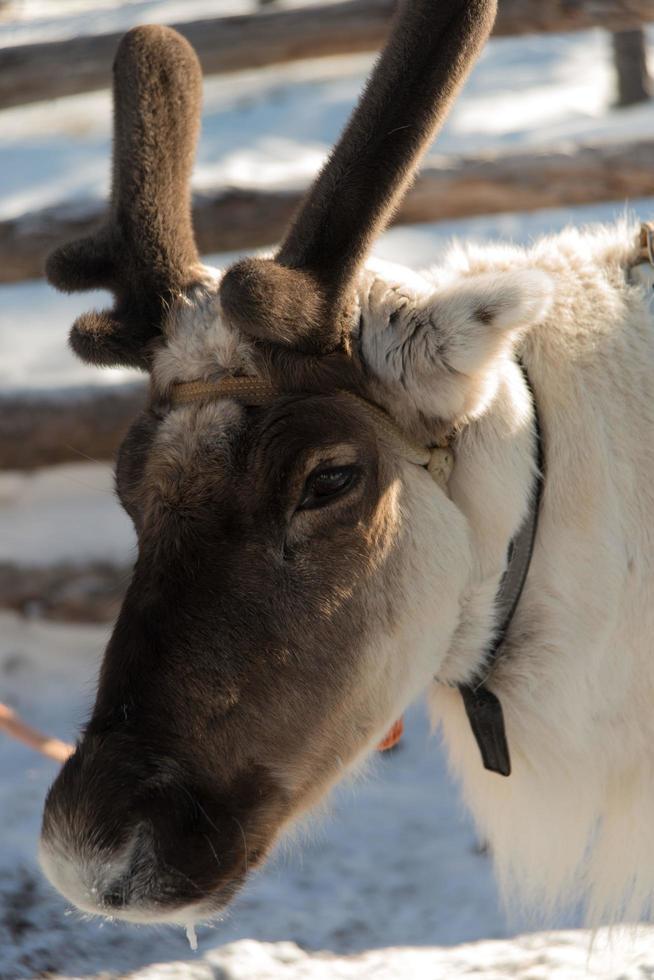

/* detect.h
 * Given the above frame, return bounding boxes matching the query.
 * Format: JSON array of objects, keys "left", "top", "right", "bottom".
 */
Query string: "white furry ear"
[{"left": 361, "top": 268, "right": 553, "bottom": 421}]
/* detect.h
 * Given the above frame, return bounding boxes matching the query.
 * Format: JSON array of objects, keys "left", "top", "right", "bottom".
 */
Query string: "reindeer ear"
[{"left": 361, "top": 269, "right": 554, "bottom": 421}]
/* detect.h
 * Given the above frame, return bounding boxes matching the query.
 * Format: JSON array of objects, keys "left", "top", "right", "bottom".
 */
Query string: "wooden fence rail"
[
  {"left": 3, "top": 138, "right": 653, "bottom": 285},
  {"left": 1, "top": 0, "right": 653, "bottom": 110},
  {"left": 3, "top": 130, "right": 654, "bottom": 470},
  {"left": 0, "top": 384, "right": 146, "bottom": 470}
]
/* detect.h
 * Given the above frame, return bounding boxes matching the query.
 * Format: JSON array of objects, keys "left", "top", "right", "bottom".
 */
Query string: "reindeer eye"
[{"left": 299, "top": 466, "right": 358, "bottom": 511}]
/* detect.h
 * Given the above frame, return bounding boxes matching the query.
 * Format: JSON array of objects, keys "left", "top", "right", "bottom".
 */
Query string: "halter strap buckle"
[{"left": 639, "top": 222, "right": 654, "bottom": 267}]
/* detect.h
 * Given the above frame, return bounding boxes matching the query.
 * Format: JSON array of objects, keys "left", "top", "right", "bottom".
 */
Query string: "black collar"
[{"left": 458, "top": 362, "right": 544, "bottom": 777}]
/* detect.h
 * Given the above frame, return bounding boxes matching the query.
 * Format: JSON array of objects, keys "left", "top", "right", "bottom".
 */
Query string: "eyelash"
[{"left": 298, "top": 465, "right": 359, "bottom": 511}]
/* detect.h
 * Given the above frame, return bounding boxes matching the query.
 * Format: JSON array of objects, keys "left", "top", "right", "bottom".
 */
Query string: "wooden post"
[
  {"left": 0, "top": 383, "right": 147, "bottom": 469},
  {"left": 612, "top": 28, "right": 651, "bottom": 106}
]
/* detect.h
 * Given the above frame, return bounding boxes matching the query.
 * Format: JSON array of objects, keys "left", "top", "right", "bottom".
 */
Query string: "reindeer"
[{"left": 40, "top": 0, "right": 654, "bottom": 932}]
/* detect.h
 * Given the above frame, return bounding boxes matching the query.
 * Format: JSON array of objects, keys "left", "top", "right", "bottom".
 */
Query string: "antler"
[
  {"left": 46, "top": 25, "right": 204, "bottom": 369},
  {"left": 220, "top": 0, "right": 497, "bottom": 355}
]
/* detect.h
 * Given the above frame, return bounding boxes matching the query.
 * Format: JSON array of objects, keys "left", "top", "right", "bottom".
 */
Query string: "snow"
[
  {"left": 0, "top": 463, "right": 134, "bottom": 566},
  {"left": 2, "top": 2, "right": 654, "bottom": 976},
  {"left": 93, "top": 931, "right": 654, "bottom": 979},
  {"left": 0, "top": 1, "right": 261, "bottom": 47}
]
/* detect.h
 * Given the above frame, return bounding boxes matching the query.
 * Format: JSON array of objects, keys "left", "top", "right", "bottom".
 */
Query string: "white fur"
[
  {"left": 153, "top": 270, "right": 257, "bottom": 391},
  {"left": 420, "top": 221, "right": 654, "bottom": 924}
]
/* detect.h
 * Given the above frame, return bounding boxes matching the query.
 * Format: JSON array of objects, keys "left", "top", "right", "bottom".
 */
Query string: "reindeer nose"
[
  {"left": 39, "top": 740, "right": 252, "bottom": 923},
  {"left": 40, "top": 806, "right": 158, "bottom": 920},
  {"left": 40, "top": 808, "right": 205, "bottom": 923},
  {"left": 100, "top": 885, "right": 127, "bottom": 910},
  {"left": 39, "top": 744, "right": 178, "bottom": 920}
]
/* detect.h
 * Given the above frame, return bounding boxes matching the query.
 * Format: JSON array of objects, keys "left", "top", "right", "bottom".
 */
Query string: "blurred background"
[{"left": 0, "top": 2, "right": 653, "bottom": 977}]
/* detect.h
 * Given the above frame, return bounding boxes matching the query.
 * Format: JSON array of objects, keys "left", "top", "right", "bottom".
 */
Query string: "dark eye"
[{"left": 299, "top": 466, "right": 358, "bottom": 511}]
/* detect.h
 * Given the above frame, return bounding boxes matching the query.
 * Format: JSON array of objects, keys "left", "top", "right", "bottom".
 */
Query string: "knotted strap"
[
  {"left": 639, "top": 222, "right": 654, "bottom": 266},
  {"left": 169, "top": 377, "right": 454, "bottom": 486}
]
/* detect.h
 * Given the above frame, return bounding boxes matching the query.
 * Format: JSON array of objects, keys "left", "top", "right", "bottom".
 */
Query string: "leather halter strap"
[
  {"left": 172, "top": 377, "right": 278, "bottom": 407},
  {"left": 169, "top": 376, "right": 453, "bottom": 485},
  {"left": 629, "top": 222, "right": 654, "bottom": 294}
]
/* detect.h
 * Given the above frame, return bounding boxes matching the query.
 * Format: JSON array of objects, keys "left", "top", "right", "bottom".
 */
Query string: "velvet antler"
[
  {"left": 220, "top": 0, "right": 497, "bottom": 355},
  {"left": 46, "top": 25, "right": 204, "bottom": 369}
]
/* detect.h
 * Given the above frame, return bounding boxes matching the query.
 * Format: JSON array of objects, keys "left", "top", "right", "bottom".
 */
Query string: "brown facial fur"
[{"left": 42, "top": 392, "right": 408, "bottom": 915}]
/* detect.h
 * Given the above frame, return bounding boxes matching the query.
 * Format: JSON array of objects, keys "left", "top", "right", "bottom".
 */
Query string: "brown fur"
[
  {"left": 47, "top": 1, "right": 497, "bottom": 365},
  {"left": 219, "top": 259, "right": 329, "bottom": 354},
  {"left": 45, "top": 25, "right": 205, "bottom": 369},
  {"left": 43, "top": 394, "right": 406, "bottom": 913}
]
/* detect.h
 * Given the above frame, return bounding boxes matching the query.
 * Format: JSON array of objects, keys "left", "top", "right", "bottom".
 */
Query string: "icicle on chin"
[{"left": 185, "top": 922, "right": 198, "bottom": 951}]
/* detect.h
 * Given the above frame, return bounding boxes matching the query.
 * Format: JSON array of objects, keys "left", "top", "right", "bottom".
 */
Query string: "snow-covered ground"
[
  {"left": 68, "top": 931, "right": 654, "bottom": 979},
  {"left": 2, "top": 2, "right": 654, "bottom": 977},
  {"left": 0, "top": 0, "right": 270, "bottom": 43}
]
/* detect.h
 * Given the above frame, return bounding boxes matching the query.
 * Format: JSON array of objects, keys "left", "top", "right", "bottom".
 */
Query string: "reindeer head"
[{"left": 40, "top": 2, "right": 551, "bottom": 927}]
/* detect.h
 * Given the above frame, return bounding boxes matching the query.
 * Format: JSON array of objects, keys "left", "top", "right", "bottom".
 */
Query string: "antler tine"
[
  {"left": 220, "top": 0, "right": 496, "bottom": 356},
  {"left": 46, "top": 25, "right": 203, "bottom": 369}
]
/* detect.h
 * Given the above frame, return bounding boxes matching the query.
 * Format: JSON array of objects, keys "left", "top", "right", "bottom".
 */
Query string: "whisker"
[
  {"left": 231, "top": 814, "right": 249, "bottom": 876},
  {"left": 53, "top": 472, "right": 116, "bottom": 495},
  {"left": 184, "top": 791, "right": 222, "bottom": 838},
  {"left": 203, "top": 833, "right": 221, "bottom": 871},
  {"left": 62, "top": 444, "right": 108, "bottom": 466}
]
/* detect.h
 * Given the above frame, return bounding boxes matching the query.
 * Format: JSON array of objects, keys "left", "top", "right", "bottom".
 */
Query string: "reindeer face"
[
  {"left": 41, "top": 296, "right": 474, "bottom": 923},
  {"left": 40, "top": 2, "right": 502, "bottom": 926}
]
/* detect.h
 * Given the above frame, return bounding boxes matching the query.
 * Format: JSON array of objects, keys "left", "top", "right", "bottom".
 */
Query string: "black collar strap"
[{"left": 458, "top": 363, "right": 544, "bottom": 777}]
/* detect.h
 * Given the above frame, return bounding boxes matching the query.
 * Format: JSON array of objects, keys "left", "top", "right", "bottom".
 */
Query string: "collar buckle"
[{"left": 460, "top": 684, "right": 511, "bottom": 777}]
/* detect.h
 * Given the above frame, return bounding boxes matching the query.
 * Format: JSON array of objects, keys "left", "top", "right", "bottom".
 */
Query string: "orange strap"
[
  {"left": 170, "top": 377, "right": 278, "bottom": 406},
  {"left": 0, "top": 702, "right": 74, "bottom": 764},
  {"left": 377, "top": 716, "right": 404, "bottom": 751}
]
